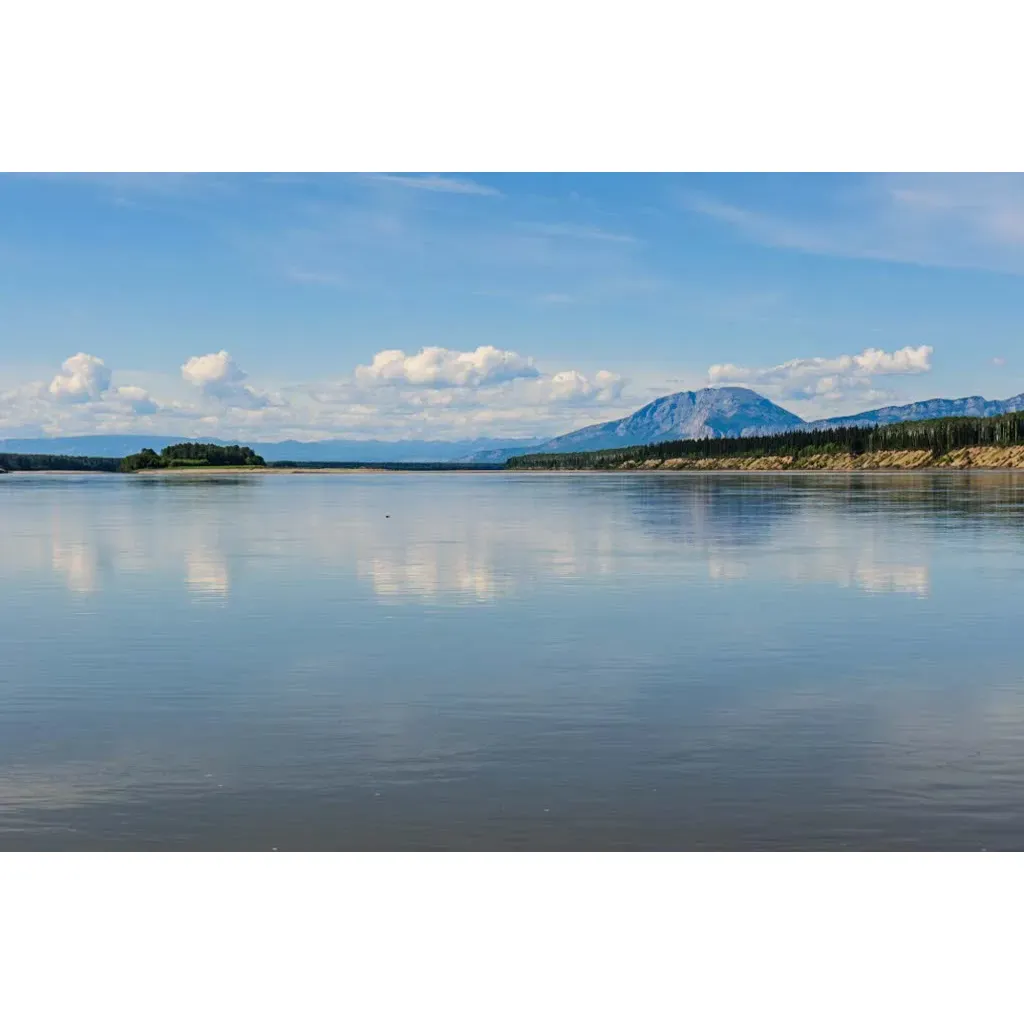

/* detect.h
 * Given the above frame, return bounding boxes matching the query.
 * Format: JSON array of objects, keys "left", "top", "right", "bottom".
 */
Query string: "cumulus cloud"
[
  {"left": 112, "top": 385, "right": 159, "bottom": 415},
  {"left": 533, "top": 369, "right": 626, "bottom": 404},
  {"left": 181, "top": 350, "right": 245, "bottom": 393},
  {"left": 3, "top": 344, "right": 633, "bottom": 443},
  {"left": 181, "top": 350, "right": 271, "bottom": 408},
  {"left": 356, "top": 346, "right": 540, "bottom": 389},
  {"left": 708, "top": 345, "right": 933, "bottom": 404},
  {"left": 1, "top": 352, "right": 163, "bottom": 436},
  {"left": 48, "top": 353, "right": 113, "bottom": 402}
]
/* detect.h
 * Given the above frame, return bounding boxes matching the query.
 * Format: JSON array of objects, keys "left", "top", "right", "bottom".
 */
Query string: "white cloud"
[
  {"left": 366, "top": 174, "right": 500, "bottom": 197},
  {"left": 854, "top": 346, "right": 933, "bottom": 374},
  {"left": 355, "top": 346, "right": 540, "bottom": 389},
  {"left": 683, "top": 175, "right": 1024, "bottom": 275},
  {"left": 181, "top": 350, "right": 271, "bottom": 409},
  {"left": 112, "top": 385, "right": 159, "bottom": 415},
  {"left": 285, "top": 267, "right": 351, "bottom": 288},
  {"left": 48, "top": 353, "right": 113, "bottom": 403},
  {"left": 708, "top": 345, "right": 933, "bottom": 405},
  {"left": 181, "top": 350, "right": 245, "bottom": 392},
  {"left": 2, "top": 345, "right": 636, "bottom": 443},
  {"left": 0, "top": 353, "right": 165, "bottom": 437},
  {"left": 532, "top": 369, "right": 626, "bottom": 405},
  {"left": 521, "top": 223, "right": 637, "bottom": 244}
]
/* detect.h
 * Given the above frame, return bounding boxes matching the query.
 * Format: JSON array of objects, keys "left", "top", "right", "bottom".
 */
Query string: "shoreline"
[
  {"left": 7, "top": 444, "right": 1024, "bottom": 477},
  {"left": 509, "top": 446, "right": 1024, "bottom": 473},
  {"left": 135, "top": 466, "right": 390, "bottom": 474},
  {"left": 131, "top": 465, "right": 504, "bottom": 475}
]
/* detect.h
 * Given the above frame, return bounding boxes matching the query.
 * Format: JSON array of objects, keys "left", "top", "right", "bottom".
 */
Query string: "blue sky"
[{"left": 2, "top": 172, "right": 1023, "bottom": 440}]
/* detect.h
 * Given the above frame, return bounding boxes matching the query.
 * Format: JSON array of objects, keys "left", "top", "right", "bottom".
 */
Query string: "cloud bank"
[
  {"left": 708, "top": 345, "right": 933, "bottom": 405},
  {"left": 0, "top": 342, "right": 942, "bottom": 442},
  {"left": 2, "top": 346, "right": 631, "bottom": 442}
]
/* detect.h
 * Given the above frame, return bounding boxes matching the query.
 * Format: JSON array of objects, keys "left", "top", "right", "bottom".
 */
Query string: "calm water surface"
[{"left": 2, "top": 470, "right": 1024, "bottom": 850}]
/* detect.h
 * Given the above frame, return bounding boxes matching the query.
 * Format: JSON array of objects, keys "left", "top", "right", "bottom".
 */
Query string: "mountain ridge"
[
  {"left": 7, "top": 388, "right": 1024, "bottom": 463},
  {"left": 804, "top": 394, "right": 1024, "bottom": 429},
  {"left": 462, "top": 388, "right": 1024, "bottom": 461},
  {"left": 0, "top": 434, "right": 541, "bottom": 462}
]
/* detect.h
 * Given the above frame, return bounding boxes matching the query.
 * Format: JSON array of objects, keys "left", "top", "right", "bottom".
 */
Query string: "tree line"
[
  {"left": 0, "top": 452, "right": 121, "bottom": 472},
  {"left": 506, "top": 410, "right": 1024, "bottom": 469}
]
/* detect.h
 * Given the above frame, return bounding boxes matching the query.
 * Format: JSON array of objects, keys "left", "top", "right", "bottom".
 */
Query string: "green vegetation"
[
  {"left": 121, "top": 443, "right": 266, "bottom": 472},
  {"left": 0, "top": 452, "right": 121, "bottom": 472},
  {"left": 507, "top": 410, "right": 1024, "bottom": 469}
]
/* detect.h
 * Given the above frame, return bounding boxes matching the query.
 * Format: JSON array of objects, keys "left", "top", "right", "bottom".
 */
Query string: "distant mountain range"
[
  {"left": 0, "top": 434, "right": 543, "bottom": 462},
  {"left": 5, "top": 388, "right": 1024, "bottom": 464},
  {"left": 803, "top": 393, "right": 1024, "bottom": 429}
]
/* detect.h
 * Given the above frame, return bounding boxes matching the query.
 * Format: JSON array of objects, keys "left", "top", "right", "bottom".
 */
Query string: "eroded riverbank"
[{"left": 524, "top": 446, "right": 1024, "bottom": 472}]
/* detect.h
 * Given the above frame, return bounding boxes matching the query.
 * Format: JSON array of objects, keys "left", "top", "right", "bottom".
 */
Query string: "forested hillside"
[{"left": 507, "top": 411, "right": 1024, "bottom": 469}]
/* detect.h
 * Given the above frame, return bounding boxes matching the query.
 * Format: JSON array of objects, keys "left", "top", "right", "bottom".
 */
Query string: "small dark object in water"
[{"left": 385, "top": 515, "right": 390, "bottom": 518}]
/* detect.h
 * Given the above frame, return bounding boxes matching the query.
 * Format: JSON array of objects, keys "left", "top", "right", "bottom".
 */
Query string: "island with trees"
[{"left": 120, "top": 443, "right": 266, "bottom": 472}]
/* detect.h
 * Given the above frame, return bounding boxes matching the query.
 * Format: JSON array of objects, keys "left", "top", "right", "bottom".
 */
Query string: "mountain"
[
  {"left": 467, "top": 388, "right": 1024, "bottom": 461},
  {"left": 0, "top": 434, "right": 542, "bottom": 463},
  {"left": 807, "top": 394, "right": 1024, "bottom": 429},
  {"left": 465, "top": 387, "right": 805, "bottom": 461}
]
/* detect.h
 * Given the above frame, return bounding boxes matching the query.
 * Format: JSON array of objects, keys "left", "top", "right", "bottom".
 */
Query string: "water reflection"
[
  {"left": 185, "top": 549, "right": 230, "bottom": 599},
  {"left": 4, "top": 471, "right": 1024, "bottom": 603},
  {"left": 856, "top": 564, "right": 929, "bottom": 596},
  {"left": 4, "top": 471, "right": 1024, "bottom": 849},
  {"left": 51, "top": 541, "right": 98, "bottom": 594},
  {"left": 707, "top": 557, "right": 748, "bottom": 581},
  {"left": 358, "top": 549, "right": 504, "bottom": 603}
]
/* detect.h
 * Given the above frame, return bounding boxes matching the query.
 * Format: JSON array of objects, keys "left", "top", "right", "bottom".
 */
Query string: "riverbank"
[{"left": 516, "top": 446, "right": 1024, "bottom": 472}]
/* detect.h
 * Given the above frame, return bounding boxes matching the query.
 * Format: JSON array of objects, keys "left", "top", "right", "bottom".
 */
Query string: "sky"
[{"left": 1, "top": 172, "right": 1023, "bottom": 441}]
